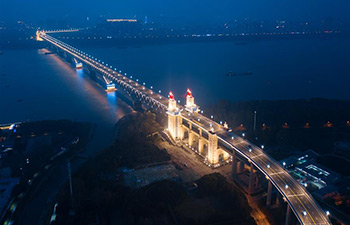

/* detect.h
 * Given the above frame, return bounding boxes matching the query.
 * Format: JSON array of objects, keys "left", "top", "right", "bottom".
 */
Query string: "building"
[{"left": 281, "top": 150, "right": 340, "bottom": 190}]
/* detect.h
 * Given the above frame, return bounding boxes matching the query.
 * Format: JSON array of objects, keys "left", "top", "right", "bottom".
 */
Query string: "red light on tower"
[
  {"left": 169, "top": 91, "right": 174, "bottom": 100},
  {"left": 187, "top": 89, "right": 192, "bottom": 97}
]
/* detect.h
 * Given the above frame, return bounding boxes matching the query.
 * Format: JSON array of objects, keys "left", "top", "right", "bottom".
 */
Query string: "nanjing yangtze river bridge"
[{"left": 37, "top": 30, "right": 332, "bottom": 225}]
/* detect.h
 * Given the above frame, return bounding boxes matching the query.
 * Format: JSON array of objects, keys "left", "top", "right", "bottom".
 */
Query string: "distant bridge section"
[{"left": 43, "top": 28, "right": 82, "bottom": 34}]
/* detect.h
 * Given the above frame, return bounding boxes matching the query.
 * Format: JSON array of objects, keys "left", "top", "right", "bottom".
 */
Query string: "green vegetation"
[
  {"left": 175, "top": 173, "right": 256, "bottom": 225},
  {"left": 96, "top": 111, "right": 170, "bottom": 172},
  {"left": 53, "top": 112, "right": 256, "bottom": 225}
]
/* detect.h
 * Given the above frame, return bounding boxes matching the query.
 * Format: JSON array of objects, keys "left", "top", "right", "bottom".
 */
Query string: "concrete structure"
[
  {"left": 167, "top": 90, "right": 230, "bottom": 165},
  {"left": 38, "top": 31, "right": 332, "bottom": 225}
]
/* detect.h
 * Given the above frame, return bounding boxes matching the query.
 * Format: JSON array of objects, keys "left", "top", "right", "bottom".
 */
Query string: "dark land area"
[
  {"left": 0, "top": 120, "right": 93, "bottom": 224},
  {"left": 204, "top": 98, "right": 350, "bottom": 162},
  {"left": 53, "top": 112, "right": 256, "bottom": 225}
]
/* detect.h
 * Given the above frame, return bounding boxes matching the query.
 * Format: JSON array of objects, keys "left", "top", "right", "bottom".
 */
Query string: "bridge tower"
[
  {"left": 35, "top": 29, "right": 44, "bottom": 41},
  {"left": 185, "top": 89, "right": 199, "bottom": 112},
  {"left": 207, "top": 130, "right": 219, "bottom": 164},
  {"left": 167, "top": 92, "right": 182, "bottom": 140}
]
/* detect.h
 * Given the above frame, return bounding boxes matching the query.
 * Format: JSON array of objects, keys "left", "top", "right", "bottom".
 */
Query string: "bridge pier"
[
  {"left": 231, "top": 150, "right": 237, "bottom": 177},
  {"left": 198, "top": 138, "right": 206, "bottom": 154},
  {"left": 266, "top": 180, "right": 273, "bottom": 206},
  {"left": 237, "top": 160, "right": 245, "bottom": 173},
  {"left": 285, "top": 204, "right": 291, "bottom": 225},
  {"left": 249, "top": 162, "right": 255, "bottom": 194}
]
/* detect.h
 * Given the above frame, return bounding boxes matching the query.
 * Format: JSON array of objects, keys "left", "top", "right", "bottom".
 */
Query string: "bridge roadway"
[{"left": 40, "top": 32, "right": 331, "bottom": 225}]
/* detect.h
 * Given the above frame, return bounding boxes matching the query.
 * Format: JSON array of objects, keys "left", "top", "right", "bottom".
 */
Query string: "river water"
[
  {"left": 75, "top": 37, "right": 350, "bottom": 105},
  {"left": 0, "top": 37, "right": 349, "bottom": 148}
]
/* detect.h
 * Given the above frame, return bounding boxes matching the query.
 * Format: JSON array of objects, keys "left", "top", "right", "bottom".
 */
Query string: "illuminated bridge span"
[
  {"left": 44, "top": 28, "right": 82, "bottom": 34},
  {"left": 38, "top": 31, "right": 331, "bottom": 225}
]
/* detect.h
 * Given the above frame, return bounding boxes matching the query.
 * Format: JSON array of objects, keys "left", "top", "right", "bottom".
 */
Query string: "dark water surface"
[{"left": 74, "top": 37, "right": 350, "bottom": 105}]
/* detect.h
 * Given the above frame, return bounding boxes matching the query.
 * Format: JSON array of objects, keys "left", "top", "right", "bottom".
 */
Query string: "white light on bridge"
[
  {"left": 267, "top": 164, "right": 270, "bottom": 168},
  {"left": 150, "top": 86, "right": 153, "bottom": 89},
  {"left": 143, "top": 82, "right": 145, "bottom": 85},
  {"left": 178, "top": 100, "right": 180, "bottom": 103},
  {"left": 130, "top": 76, "right": 132, "bottom": 78},
  {"left": 326, "top": 211, "right": 330, "bottom": 216},
  {"left": 303, "top": 211, "right": 307, "bottom": 216},
  {"left": 304, "top": 183, "right": 308, "bottom": 187},
  {"left": 285, "top": 184, "right": 288, "bottom": 189},
  {"left": 136, "top": 79, "right": 139, "bottom": 82},
  {"left": 261, "top": 145, "right": 265, "bottom": 149},
  {"left": 198, "top": 119, "right": 200, "bottom": 122},
  {"left": 242, "top": 133, "right": 245, "bottom": 137},
  {"left": 282, "top": 162, "right": 286, "bottom": 166},
  {"left": 159, "top": 90, "right": 161, "bottom": 93},
  {"left": 210, "top": 115, "right": 213, "bottom": 119},
  {"left": 231, "top": 136, "right": 234, "bottom": 140}
]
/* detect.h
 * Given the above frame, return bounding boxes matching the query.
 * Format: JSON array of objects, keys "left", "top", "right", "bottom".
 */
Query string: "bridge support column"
[
  {"left": 266, "top": 180, "right": 272, "bottom": 206},
  {"left": 189, "top": 132, "right": 195, "bottom": 146},
  {"left": 237, "top": 160, "right": 245, "bottom": 173},
  {"left": 276, "top": 193, "right": 281, "bottom": 206},
  {"left": 198, "top": 138, "right": 205, "bottom": 154},
  {"left": 231, "top": 151, "right": 237, "bottom": 177},
  {"left": 208, "top": 131, "right": 219, "bottom": 164},
  {"left": 285, "top": 204, "right": 291, "bottom": 225},
  {"left": 249, "top": 162, "right": 254, "bottom": 195}
]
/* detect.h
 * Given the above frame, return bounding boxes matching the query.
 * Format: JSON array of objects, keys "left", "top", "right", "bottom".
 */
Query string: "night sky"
[{"left": 1, "top": 0, "right": 349, "bottom": 25}]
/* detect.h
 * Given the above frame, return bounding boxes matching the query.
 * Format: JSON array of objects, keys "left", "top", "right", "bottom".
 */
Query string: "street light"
[{"left": 326, "top": 211, "right": 330, "bottom": 216}]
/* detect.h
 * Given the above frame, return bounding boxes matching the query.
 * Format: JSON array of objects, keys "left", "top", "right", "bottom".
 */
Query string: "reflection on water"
[{"left": 106, "top": 91, "right": 118, "bottom": 113}]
